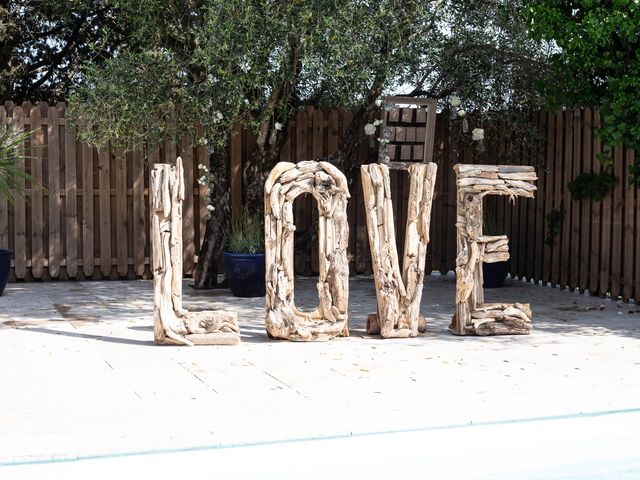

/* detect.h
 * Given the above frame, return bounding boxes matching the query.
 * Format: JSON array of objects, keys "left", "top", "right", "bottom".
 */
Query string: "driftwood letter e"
[{"left": 450, "top": 164, "right": 537, "bottom": 336}]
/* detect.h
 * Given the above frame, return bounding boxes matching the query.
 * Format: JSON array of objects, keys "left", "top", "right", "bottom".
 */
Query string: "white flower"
[
  {"left": 207, "top": 74, "right": 214, "bottom": 83},
  {"left": 384, "top": 155, "right": 390, "bottom": 162},
  {"left": 364, "top": 123, "right": 376, "bottom": 135},
  {"left": 216, "top": 111, "right": 223, "bottom": 120},
  {"left": 198, "top": 164, "right": 205, "bottom": 170},
  {"left": 274, "top": 122, "right": 283, "bottom": 131},
  {"left": 457, "top": 109, "right": 466, "bottom": 117},
  {"left": 373, "top": 119, "right": 383, "bottom": 126},
  {"left": 375, "top": 98, "right": 383, "bottom": 107},
  {"left": 449, "top": 96, "right": 461, "bottom": 108},
  {"left": 206, "top": 205, "right": 215, "bottom": 211},
  {"left": 472, "top": 128, "right": 485, "bottom": 141}
]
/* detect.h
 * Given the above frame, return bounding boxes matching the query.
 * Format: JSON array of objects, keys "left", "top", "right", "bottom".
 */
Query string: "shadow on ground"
[{"left": 1, "top": 274, "right": 638, "bottom": 344}]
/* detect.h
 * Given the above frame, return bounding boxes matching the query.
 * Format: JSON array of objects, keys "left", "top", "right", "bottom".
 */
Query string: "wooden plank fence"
[
  {"left": 0, "top": 101, "right": 209, "bottom": 281},
  {"left": 0, "top": 102, "right": 638, "bottom": 301}
]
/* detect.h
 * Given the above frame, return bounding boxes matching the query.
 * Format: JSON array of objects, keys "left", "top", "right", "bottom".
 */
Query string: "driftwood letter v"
[{"left": 360, "top": 162, "right": 437, "bottom": 338}]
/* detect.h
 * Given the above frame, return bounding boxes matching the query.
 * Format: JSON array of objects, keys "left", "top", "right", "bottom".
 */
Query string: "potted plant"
[
  {"left": 0, "top": 126, "right": 36, "bottom": 295},
  {"left": 482, "top": 213, "right": 509, "bottom": 288},
  {"left": 223, "top": 207, "right": 265, "bottom": 297}
]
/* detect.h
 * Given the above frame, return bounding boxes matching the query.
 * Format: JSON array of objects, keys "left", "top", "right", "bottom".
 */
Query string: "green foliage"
[
  {"left": 225, "top": 208, "right": 264, "bottom": 254},
  {"left": 0, "top": 0, "right": 130, "bottom": 102},
  {"left": 0, "top": 127, "right": 38, "bottom": 203},
  {"left": 63, "top": 0, "right": 553, "bottom": 286},
  {"left": 69, "top": 0, "right": 445, "bottom": 151},
  {"left": 524, "top": 1, "right": 640, "bottom": 185},
  {"left": 426, "top": 1, "right": 553, "bottom": 111},
  {"left": 69, "top": 50, "right": 203, "bottom": 150},
  {"left": 568, "top": 171, "right": 616, "bottom": 201},
  {"left": 544, "top": 207, "right": 563, "bottom": 246},
  {"left": 628, "top": 162, "right": 640, "bottom": 189},
  {"left": 67, "top": 0, "right": 552, "bottom": 153}
]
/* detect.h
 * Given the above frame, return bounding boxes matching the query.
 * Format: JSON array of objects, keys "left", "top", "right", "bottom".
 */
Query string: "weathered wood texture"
[
  {"left": 378, "top": 97, "right": 437, "bottom": 169},
  {"left": 360, "top": 163, "right": 437, "bottom": 338},
  {"left": 264, "top": 160, "right": 350, "bottom": 341},
  {"left": 450, "top": 164, "right": 537, "bottom": 336},
  {"left": 366, "top": 314, "right": 427, "bottom": 335},
  {"left": 151, "top": 158, "right": 239, "bottom": 346}
]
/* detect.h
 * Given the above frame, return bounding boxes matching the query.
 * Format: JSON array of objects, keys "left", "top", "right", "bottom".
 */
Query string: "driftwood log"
[
  {"left": 360, "top": 163, "right": 437, "bottom": 338},
  {"left": 449, "top": 164, "right": 537, "bottom": 336},
  {"left": 151, "top": 157, "right": 239, "bottom": 346},
  {"left": 264, "top": 161, "right": 350, "bottom": 341}
]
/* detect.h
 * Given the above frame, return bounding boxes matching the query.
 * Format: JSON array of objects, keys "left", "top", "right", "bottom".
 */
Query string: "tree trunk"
[
  {"left": 329, "top": 91, "right": 382, "bottom": 188},
  {"left": 192, "top": 148, "right": 230, "bottom": 290},
  {"left": 243, "top": 132, "right": 288, "bottom": 215},
  {"left": 196, "top": 80, "right": 382, "bottom": 287}
]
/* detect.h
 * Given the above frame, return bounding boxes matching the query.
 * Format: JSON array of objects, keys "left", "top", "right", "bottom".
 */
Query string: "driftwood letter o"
[{"left": 264, "top": 160, "right": 350, "bottom": 341}]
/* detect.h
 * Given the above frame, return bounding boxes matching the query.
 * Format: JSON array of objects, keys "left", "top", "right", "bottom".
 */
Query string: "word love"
[{"left": 264, "top": 161, "right": 537, "bottom": 341}]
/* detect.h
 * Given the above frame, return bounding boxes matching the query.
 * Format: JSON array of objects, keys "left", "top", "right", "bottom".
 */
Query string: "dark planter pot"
[
  {"left": 223, "top": 252, "right": 265, "bottom": 297},
  {"left": 483, "top": 261, "right": 508, "bottom": 288},
  {"left": 0, "top": 249, "right": 12, "bottom": 296}
]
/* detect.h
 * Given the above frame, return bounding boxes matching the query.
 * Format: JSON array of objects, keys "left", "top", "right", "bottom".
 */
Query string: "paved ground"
[{"left": 1, "top": 275, "right": 640, "bottom": 477}]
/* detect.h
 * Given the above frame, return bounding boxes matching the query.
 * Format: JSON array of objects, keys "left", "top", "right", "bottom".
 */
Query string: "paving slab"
[{"left": 1, "top": 275, "right": 639, "bottom": 473}]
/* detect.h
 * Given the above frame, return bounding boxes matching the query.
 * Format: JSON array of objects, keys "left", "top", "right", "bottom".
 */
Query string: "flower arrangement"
[
  {"left": 196, "top": 163, "right": 217, "bottom": 220},
  {"left": 363, "top": 102, "right": 395, "bottom": 163},
  {"left": 449, "top": 96, "right": 485, "bottom": 150},
  {"left": 362, "top": 96, "right": 487, "bottom": 161}
]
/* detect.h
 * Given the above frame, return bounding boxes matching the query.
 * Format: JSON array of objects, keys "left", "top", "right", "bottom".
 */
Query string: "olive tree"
[
  {"left": 0, "top": 0, "right": 130, "bottom": 102},
  {"left": 68, "top": 0, "right": 552, "bottom": 287}
]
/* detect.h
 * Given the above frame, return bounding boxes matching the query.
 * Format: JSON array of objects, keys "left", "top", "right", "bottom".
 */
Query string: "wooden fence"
[
  {"left": 229, "top": 105, "right": 461, "bottom": 279},
  {"left": 506, "top": 108, "right": 638, "bottom": 302},
  {"left": 231, "top": 106, "right": 638, "bottom": 301},
  {"left": 1, "top": 102, "right": 638, "bottom": 301},
  {"left": 0, "top": 101, "right": 209, "bottom": 281}
]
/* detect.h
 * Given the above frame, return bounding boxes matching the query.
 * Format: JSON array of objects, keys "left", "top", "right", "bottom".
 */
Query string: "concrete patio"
[{"left": 1, "top": 274, "right": 640, "bottom": 478}]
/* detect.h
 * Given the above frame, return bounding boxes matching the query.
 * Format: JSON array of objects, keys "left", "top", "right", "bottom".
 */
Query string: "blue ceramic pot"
[
  {"left": 483, "top": 261, "right": 508, "bottom": 288},
  {"left": 0, "top": 249, "right": 12, "bottom": 295},
  {"left": 223, "top": 252, "right": 266, "bottom": 297}
]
